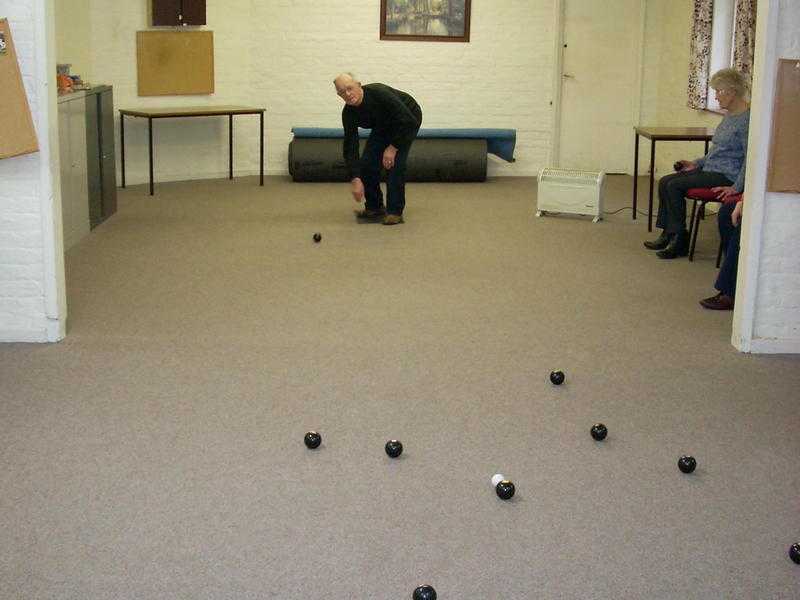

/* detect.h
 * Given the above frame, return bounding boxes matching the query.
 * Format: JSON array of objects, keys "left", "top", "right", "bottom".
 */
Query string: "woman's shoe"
[
  {"left": 643, "top": 231, "right": 671, "bottom": 250},
  {"left": 656, "top": 231, "right": 689, "bottom": 259}
]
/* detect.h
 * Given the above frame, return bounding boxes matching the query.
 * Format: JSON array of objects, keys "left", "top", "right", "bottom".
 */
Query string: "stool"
[{"left": 686, "top": 187, "right": 723, "bottom": 265}]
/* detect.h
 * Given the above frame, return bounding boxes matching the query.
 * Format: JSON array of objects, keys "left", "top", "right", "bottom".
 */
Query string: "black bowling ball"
[
  {"left": 304, "top": 431, "right": 321, "bottom": 449},
  {"left": 590, "top": 423, "right": 608, "bottom": 441},
  {"left": 385, "top": 439, "right": 403, "bottom": 458},
  {"left": 550, "top": 370, "right": 565, "bottom": 385},
  {"left": 495, "top": 479, "right": 515, "bottom": 500},
  {"left": 413, "top": 585, "right": 437, "bottom": 600},
  {"left": 789, "top": 543, "right": 800, "bottom": 565},
  {"left": 678, "top": 455, "right": 697, "bottom": 474},
  {"left": 313, "top": 233, "right": 322, "bottom": 243}
]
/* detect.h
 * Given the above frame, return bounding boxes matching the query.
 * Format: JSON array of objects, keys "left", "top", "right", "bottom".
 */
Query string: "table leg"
[
  {"left": 259, "top": 112, "right": 264, "bottom": 186},
  {"left": 229, "top": 114, "right": 234, "bottom": 180},
  {"left": 648, "top": 140, "right": 656, "bottom": 232},
  {"left": 120, "top": 113, "right": 126, "bottom": 188},
  {"left": 632, "top": 133, "right": 639, "bottom": 220},
  {"left": 148, "top": 117, "right": 154, "bottom": 196},
  {"left": 704, "top": 139, "right": 709, "bottom": 154}
]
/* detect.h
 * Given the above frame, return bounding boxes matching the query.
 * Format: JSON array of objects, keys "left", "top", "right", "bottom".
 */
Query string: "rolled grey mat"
[{"left": 288, "top": 138, "right": 487, "bottom": 182}]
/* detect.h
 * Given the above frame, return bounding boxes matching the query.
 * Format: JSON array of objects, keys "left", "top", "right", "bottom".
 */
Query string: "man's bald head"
[
  {"left": 333, "top": 72, "right": 357, "bottom": 87},
  {"left": 334, "top": 73, "right": 364, "bottom": 106}
]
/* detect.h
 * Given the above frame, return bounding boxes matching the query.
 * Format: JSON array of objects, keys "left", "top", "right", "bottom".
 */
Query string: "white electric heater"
[{"left": 536, "top": 167, "right": 605, "bottom": 223}]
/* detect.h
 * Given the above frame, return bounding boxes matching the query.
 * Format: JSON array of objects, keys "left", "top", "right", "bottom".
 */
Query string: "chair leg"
[
  {"left": 689, "top": 201, "right": 703, "bottom": 262},
  {"left": 716, "top": 239, "right": 724, "bottom": 268},
  {"left": 687, "top": 199, "right": 697, "bottom": 246}
]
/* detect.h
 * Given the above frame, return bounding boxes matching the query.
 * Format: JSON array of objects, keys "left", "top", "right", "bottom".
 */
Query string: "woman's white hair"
[{"left": 709, "top": 68, "right": 749, "bottom": 98}]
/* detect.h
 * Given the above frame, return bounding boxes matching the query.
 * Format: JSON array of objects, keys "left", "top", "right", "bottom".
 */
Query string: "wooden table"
[
  {"left": 633, "top": 127, "right": 714, "bottom": 231},
  {"left": 119, "top": 106, "right": 266, "bottom": 196}
]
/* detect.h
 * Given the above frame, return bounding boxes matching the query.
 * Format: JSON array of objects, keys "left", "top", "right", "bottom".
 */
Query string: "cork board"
[
  {"left": 0, "top": 19, "right": 39, "bottom": 159},
  {"left": 136, "top": 30, "right": 214, "bottom": 96},
  {"left": 767, "top": 59, "right": 800, "bottom": 193}
]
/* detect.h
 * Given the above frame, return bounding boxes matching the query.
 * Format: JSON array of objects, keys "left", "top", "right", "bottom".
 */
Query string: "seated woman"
[
  {"left": 699, "top": 193, "right": 743, "bottom": 310},
  {"left": 644, "top": 68, "right": 750, "bottom": 259}
]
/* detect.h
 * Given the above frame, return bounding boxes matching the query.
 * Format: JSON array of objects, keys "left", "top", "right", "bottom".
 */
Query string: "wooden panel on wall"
[
  {"left": 0, "top": 19, "right": 39, "bottom": 159},
  {"left": 767, "top": 59, "right": 800, "bottom": 193},
  {"left": 136, "top": 30, "right": 214, "bottom": 96}
]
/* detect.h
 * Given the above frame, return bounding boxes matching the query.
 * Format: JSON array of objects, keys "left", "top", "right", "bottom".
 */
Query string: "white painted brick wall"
[
  {"left": 749, "top": 0, "right": 800, "bottom": 349},
  {"left": 87, "top": 0, "right": 557, "bottom": 184},
  {"left": 0, "top": 2, "right": 48, "bottom": 341}
]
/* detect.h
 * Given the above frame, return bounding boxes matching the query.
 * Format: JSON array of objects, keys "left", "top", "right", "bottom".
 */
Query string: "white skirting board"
[{"left": 742, "top": 337, "right": 800, "bottom": 354}]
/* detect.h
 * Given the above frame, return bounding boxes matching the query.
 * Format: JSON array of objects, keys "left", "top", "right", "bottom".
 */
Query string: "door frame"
[
  {"left": 41, "top": 0, "right": 68, "bottom": 340},
  {"left": 550, "top": 0, "right": 647, "bottom": 173}
]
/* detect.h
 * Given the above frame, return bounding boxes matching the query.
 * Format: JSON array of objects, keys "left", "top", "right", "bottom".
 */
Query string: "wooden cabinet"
[
  {"left": 180, "top": 0, "right": 206, "bottom": 25},
  {"left": 152, "top": 0, "right": 181, "bottom": 25},
  {"left": 152, "top": 0, "right": 206, "bottom": 26}
]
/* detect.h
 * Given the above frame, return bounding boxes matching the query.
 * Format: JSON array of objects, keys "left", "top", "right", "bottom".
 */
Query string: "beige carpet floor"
[{"left": 1, "top": 175, "right": 799, "bottom": 599}]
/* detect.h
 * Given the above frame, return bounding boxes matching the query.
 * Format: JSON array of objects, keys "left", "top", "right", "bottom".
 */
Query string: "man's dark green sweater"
[{"left": 341, "top": 83, "right": 422, "bottom": 179}]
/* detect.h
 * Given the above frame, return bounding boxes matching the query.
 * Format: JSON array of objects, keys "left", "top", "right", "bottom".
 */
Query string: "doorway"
[{"left": 552, "top": 0, "right": 645, "bottom": 173}]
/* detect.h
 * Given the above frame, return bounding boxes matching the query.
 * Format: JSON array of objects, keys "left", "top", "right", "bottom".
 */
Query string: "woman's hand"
[
  {"left": 731, "top": 200, "right": 743, "bottom": 227},
  {"left": 676, "top": 160, "right": 698, "bottom": 171},
  {"left": 351, "top": 177, "right": 365, "bottom": 202},
  {"left": 711, "top": 185, "right": 738, "bottom": 201}
]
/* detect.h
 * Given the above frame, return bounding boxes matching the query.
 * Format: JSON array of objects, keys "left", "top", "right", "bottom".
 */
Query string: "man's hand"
[
  {"left": 382, "top": 145, "right": 398, "bottom": 170},
  {"left": 711, "top": 185, "right": 738, "bottom": 201},
  {"left": 676, "top": 160, "right": 698, "bottom": 171},
  {"left": 731, "top": 200, "right": 743, "bottom": 227},
  {"left": 351, "top": 177, "right": 365, "bottom": 202}
]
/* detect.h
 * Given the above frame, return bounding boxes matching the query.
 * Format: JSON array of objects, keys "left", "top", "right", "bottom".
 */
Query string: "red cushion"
[
  {"left": 685, "top": 187, "right": 720, "bottom": 200},
  {"left": 685, "top": 187, "right": 743, "bottom": 205}
]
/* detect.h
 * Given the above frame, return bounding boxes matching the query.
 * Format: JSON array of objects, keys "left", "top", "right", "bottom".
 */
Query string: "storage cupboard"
[
  {"left": 152, "top": 0, "right": 206, "bottom": 26},
  {"left": 85, "top": 86, "right": 117, "bottom": 228},
  {"left": 58, "top": 86, "right": 117, "bottom": 251}
]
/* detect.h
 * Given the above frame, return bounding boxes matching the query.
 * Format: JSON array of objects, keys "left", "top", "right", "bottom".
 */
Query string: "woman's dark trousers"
[{"left": 655, "top": 170, "right": 733, "bottom": 234}]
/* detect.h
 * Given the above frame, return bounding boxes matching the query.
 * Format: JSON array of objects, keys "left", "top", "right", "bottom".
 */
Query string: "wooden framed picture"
[{"left": 380, "top": 0, "right": 471, "bottom": 42}]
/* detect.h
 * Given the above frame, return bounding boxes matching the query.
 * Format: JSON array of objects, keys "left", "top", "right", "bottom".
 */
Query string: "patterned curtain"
[
  {"left": 687, "top": 0, "right": 714, "bottom": 110},
  {"left": 732, "top": 0, "right": 757, "bottom": 87}
]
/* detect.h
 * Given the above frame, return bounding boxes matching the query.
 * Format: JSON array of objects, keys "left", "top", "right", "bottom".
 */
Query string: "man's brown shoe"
[
  {"left": 699, "top": 292, "right": 734, "bottom": 310},
  {"left": 354, "top": 207, "right": 386, "bottom": 221},
  {"left": 382, "top": 214, "right": 404, "bottom": 225}
]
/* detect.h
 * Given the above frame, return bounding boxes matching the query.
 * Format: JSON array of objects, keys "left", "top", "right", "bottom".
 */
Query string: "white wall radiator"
[{"left": 536, "top": 168, "right": 606, "bottom": 223}]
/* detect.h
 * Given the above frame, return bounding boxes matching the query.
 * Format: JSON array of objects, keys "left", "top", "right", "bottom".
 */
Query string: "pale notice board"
[
  {"left": 0, "top": 18, "right": 39, "bottom": 159},
  {"left": 767, "top": 59, "right": 800, "bottom": 193},
  {"left": 137, "top": 30, "right": 214, "bottom": 96}
]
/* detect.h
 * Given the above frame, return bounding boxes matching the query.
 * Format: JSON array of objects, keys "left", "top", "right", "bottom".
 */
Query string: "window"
[
  {"left": 687, "top": 0, "right": 755, "bottom": 111},
  {"left": 707, "top": 0, "right": 735, "bottom": 110}
]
